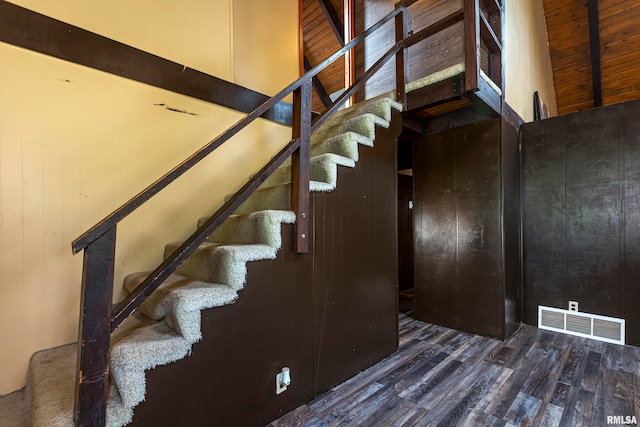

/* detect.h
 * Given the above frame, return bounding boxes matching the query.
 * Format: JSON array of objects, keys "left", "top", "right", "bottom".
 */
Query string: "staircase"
[{"left": 1, "top": 95, "right": 402, "bottom": 427}]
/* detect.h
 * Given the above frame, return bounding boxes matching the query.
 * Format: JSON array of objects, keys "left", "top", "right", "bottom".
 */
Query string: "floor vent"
[{"left": 538, "top": 306, "right": 625, "bottom": 345}]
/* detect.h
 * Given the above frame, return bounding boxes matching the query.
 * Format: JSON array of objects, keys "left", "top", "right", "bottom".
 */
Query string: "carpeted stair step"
[
  {"left": 311, "top": 113, "right": 390, "bottom": 145},
  {"left": 27, "top": 342, "right": 132, "bottom": 427},
  {"left": 166, "top": 242, "right": 279, "bottom": 290},
  {"left": 197, "top": 209, "right": 296, "bottom": 247},
  {"left": 123, "top": 272, "right": 238, "bottom": 344},
  {"left": 108, "top": 312, "right": 194, "bottom": 413},
  {"left": 308, "top": 131, "right": 373, "bottom": 161},
  {"left": 231, "top": 181, "right": 332, "bottom": 215},
  {"left": 319, "top": 96, "right": 403, "bottom": 130},
  {"left": 27, "top": 343, "right": 86, "bottom": 427},
  {"left": 26, "top": 311, "right": 167, "bottom": 427},
  {"left": 261, "top": 153, "right": 356, "bottom": 190}
]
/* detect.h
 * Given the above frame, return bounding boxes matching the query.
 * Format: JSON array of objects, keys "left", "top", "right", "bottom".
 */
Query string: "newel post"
[
  {"left": 395, "top": 4, "right": 408, "bottom": 106},
  {"left": 291, "top": 79, "right": 312, "bottom": 253},
  {"left": 74, "top": 226, "right": 116, "bottom": 427}
]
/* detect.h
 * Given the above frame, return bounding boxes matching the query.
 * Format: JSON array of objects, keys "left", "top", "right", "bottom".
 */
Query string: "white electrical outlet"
[
  {"left": 569, "top": 301, "right": 579, "bottom": 312},
  {"left": 275, "top": 367, "right": 291, "bottom": 395}
]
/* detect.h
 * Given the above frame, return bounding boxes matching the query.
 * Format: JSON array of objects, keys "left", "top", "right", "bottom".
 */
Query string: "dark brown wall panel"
[
  {"left": 521, "top": 121, "right": 566, "bottom": 324},
  {"left": 413, "top": 119, "right": 519, "bottom": 340},
  {"left": 312, "top": 111, "right": 401, "bottom": 394},
  {"left": 522, "top": 98, "right": 640, "bottom": 346},
  {"left": 501, "top": 120, "right": 522, "bottom": 338},
  {"left": 130, "top": 225, "right": 315, "bottom": 427},
  {"left": 622, "top": 103, "right": 640, "bottom": 348}
]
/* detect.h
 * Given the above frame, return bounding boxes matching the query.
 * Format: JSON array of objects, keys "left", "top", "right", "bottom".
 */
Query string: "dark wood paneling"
[
  {"left": 0, "top": 1, "right": 292, "bottom": 126},
  {"left": 501, "top": 120, "right": 521, "bottom": 338},
  {"left": 413, "top": 118, "right": 519, "bottom": 340},
  {"left": 312, "top": 111, "right": 401, "bottom": 394},
  {"left": 130, "top": 225, "right": 315, "bottom": 427},
  {"left": 521, "top": 118, "right": 566, "bottom": 325},
  {"left": 406, "top": 76, "right": 464, "bottom": 112},
  {"left": 621, "top": 100, "right": 640, "bottom": 351},
  {"left": 522, "top": 98, "right": 640, "bottom": 346},
  {"left": 564, "top": 108, "right": 620, "bottom": 314}
]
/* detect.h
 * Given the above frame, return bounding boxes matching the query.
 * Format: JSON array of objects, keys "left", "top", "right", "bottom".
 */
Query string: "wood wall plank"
[{"left": 544, "top": 0, "right": 640, "bottom": 114}]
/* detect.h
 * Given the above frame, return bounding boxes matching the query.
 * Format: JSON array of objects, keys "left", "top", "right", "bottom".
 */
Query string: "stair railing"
[{"left": 71, "top": 5, "right": 408, "bottom": 426}]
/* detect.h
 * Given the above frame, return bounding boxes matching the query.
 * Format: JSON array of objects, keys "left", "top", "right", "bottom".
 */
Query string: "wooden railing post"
[
  {"left": 464, "top": 0, "right": 480, "bottom": 91},
  {"left": 291, "top": 79, "right": 312, "bottom": 253},
  {"left": 74, "top": 226, "right": 116, "bottom": 427},
  {"left": 395, "top": 4, "right": 408, "bottom": 106}
]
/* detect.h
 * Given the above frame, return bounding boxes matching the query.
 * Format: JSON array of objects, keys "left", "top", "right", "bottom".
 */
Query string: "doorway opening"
[{"left": 398, "top": 134, "right": 414, "bottom": 316}]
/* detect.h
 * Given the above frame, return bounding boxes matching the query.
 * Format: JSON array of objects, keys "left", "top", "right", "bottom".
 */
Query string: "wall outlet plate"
[
  {"left": 569, "top": 301, "right": 579, "bottom": 312},
  {"left": 275, "top": 368, "right": 291, "bottom": 395}
]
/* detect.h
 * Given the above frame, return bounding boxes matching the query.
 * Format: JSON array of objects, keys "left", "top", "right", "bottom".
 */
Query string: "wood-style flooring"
[{"left": 270, "top": 314, "right": 640, "bottom": 426}]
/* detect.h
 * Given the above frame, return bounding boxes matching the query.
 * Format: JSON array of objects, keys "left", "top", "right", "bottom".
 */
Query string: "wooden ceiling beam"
[
  {"left": 317, "top": 0, "right": 345, "bottom": 46},
  {"left": 304, "top": 54, "right": 333, "bottom": 107},
  {"left": 588, "top": 0, "right": 603, "bottom": 107}
]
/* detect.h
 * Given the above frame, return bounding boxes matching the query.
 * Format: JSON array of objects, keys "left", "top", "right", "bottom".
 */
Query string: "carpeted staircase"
[{"left": 0, "top": 95, "right": 402, "bottom": 427}]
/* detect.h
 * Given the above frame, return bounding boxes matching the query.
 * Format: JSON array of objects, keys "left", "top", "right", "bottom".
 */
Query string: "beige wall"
[
  {"left": 504, "top": 0, "right": 557, "bottom": 122},
  {"left": 233, "top": 0, "right": 300, "bottom": 96},
  {"left": 0, "top": 0, "right": 298, "bottom": 394}
]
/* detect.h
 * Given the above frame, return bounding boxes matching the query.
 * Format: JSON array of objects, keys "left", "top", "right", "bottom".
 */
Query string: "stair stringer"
[{"left": 22, "top": 97, "right": 402, "bottom": 427}]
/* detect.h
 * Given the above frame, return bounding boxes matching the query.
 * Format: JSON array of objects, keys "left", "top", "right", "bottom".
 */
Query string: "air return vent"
[{"left": 538, "top": 306, "right": 625, "bottom": 345}]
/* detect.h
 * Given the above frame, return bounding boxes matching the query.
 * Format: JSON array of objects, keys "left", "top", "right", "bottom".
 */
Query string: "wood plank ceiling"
[
  {"left": 302, "top": 0, "right": 345, "bottom": 112},
  {"left": 544, "top": 0, "right": 640, "bottom": 115}
]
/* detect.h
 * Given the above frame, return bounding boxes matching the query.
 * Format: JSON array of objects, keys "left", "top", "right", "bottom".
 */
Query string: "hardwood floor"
[{"left": 269, "top": 314, "right": 640, "bottom": 426}]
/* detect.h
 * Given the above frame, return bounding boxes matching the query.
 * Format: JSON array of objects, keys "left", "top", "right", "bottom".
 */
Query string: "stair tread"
[
  {"left": 166, "top": 242, "right": 278, "bottom": 290},
  {"left": 110, "top": 317, "right": 192, "bottom": 410},
  {"left": 199, "top": 209, "right": 296, "bottom": 247},
  {"left": 124, "top": 271, "right": 238, "bottom": 343},
  {"left": 321, "top": 96, "right": 402, "bottom": 127},
  {"left": 28, "top": 341, "right": 133, "bottom": 427},
  {"left": 312, "top": 113, "right": 389, "bottom": 144},
  {"left": 261, "top": 153, "right": 356, "bottom": 190}
]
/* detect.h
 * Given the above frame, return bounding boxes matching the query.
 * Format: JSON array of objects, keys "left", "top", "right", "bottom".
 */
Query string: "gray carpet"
[{"left": 0, "top": 388, "right": 26, "bottom": 427}]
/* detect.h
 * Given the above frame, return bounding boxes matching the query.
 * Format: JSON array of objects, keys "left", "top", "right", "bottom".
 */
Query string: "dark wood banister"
[{"left": 71, "top": 0, "right": 503, "bottom": 423}]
